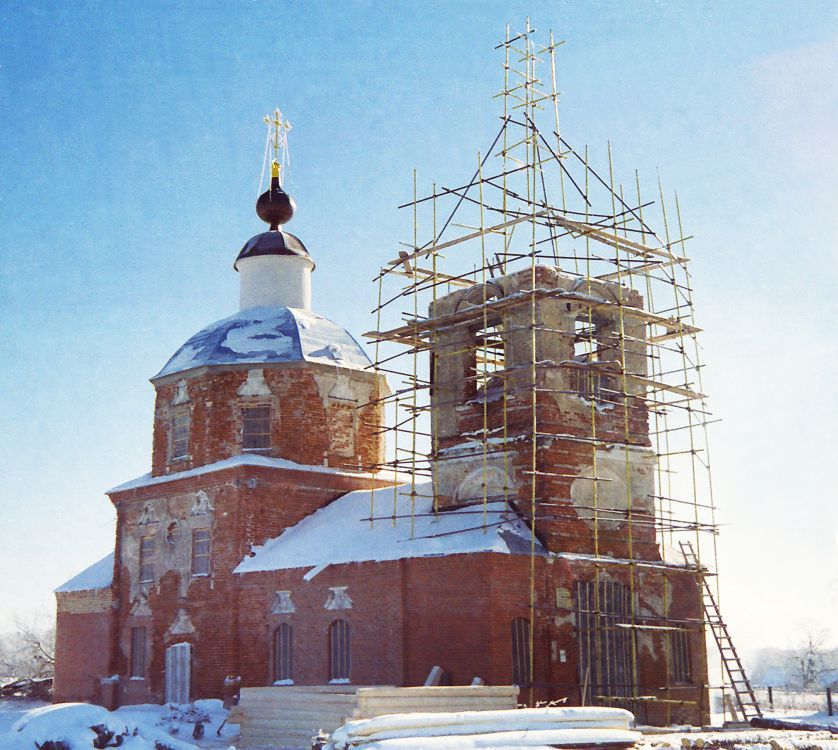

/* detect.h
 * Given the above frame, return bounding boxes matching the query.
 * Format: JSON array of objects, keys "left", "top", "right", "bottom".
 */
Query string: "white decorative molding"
[
  {"left": 271, "top": 591, "right": 296, "bottom": 615},
  {"left": 131, "top": 594, "right": 152, "bottom": 617},
  {"left": 237, "top": 368, "right": 272, "bottom": 397},
  {"left": 167, "top": 608, "right": 195, "bottom": 637},
  {"left": 138, "top": 502, "right": 158, "bottom": 525},
  {"left": 190, "top": 490, "right": 214, "bottom": 516},
  {"left": 324, "top": 586, "right": 353, "bottom": 611},
  {"left": 328, "top": 374, "right": 358, "bottom": 403},
  {"left": 172, "top": 379, "right": 190, "bottom": 405}
]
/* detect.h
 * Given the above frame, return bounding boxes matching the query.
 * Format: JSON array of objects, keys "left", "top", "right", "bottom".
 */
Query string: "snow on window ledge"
[
  {"left": 272, "top": 679, "right": 294, "bottom": 686},
  {"left": 329, "top": 678, "right": 351, "bottom": 685},
  {"left": 129, "top": 676, "right": 145, "bottom": 681}
]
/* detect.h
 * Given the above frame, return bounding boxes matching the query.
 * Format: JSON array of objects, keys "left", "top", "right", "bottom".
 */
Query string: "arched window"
[
  {"left": 511, "top": 617, "right": 532, "bottom": 687},
  {"left": 274, "top": 623, "right": 293, "bottom": 683},
  {"left": 329, "top": 620, "right": 350, "bottom": 682}
]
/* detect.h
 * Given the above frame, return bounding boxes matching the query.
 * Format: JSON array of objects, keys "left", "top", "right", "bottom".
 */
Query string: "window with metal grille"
[
  {"left": 171, "top": 410, "right": 190, "bottom": 459},
  {"left": 511, "top": 617, "right": 532, "bottom": 687},
  {"left": 575, "top": 579, "right": 637, "bottom": 708},
  {"left": 139, "top": 535, "right": 155, "bottom": 583},
  {"left": 191, "top": 528, "right": 211, "bottom": 576},
  {"left": 669, "top": 629, "right": 692, "bottom": 684},
  {"left": 274, "top": 623, "right": 293, "bottom": 682},
  {"left": 130, "top": 627, "right": 146, "bottom": 678},
  {"left": 329, "top": 620, "right": 350, "bottom": 682},
  {"left": 242, "top": 405, "right": 271, "bottom": 449}
]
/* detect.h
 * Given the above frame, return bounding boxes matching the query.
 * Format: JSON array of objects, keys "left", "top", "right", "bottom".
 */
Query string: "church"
[{"left": 54, "top": 111, "right": 711, "bottom": 727}]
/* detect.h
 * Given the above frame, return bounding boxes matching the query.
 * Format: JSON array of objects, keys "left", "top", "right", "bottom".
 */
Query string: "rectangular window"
[
  {"left": 242, "top": 405, "right": 272, "bottom": 450},
  {"left": 274, "top": 623, "right": 293, "bottom": 683},
  {"left": 171, "top": 411, "right": 190, "bottom": 459},
  {"left": 669, "top": 629, "right": 692, "bottom": 684},
  {"left": 191, "top": 528, "right": 211, "bottom": 576},
  {"left": 575, "top": 579, "right": 636, "bottom": 708},
  {"left": 130, "top": 627, "right": 146, "bottom": 678},
  {"left": 329, "top": 620, "right": 350, "bottom": 682},
  {"left": 139, "top": 535, "right": 155, "bottom": 583},
  {"left": 511, "top": 617, "right": 532, "bottom": 687}
]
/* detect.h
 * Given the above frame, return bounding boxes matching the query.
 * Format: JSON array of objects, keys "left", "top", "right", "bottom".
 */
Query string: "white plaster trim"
[
  {"left": 190, "top": 490, "right": 214, "bottom": 516},
  {"left": 271, "top": 590, "right": 295, "bottom": 614},
  {"left": 167, "top": 608, "right": 195, "bottom": 637},
  {"left": 131, "top": 594, "right": 152, "bottom": 617},
  {"left": 137, "top": 502, "right": 158, "bottom": 525},
  {"left": 237, "top": 368, "right": 272, "bottom": 397},
  {"left": 172, "top": 379, "right": 190, "bottom": 405},
  {"left": 328, "top": 374, "right": 358, "bottom": 403},
  {"left": 324, "top": 586, "right": 353, "bottom": 610}
]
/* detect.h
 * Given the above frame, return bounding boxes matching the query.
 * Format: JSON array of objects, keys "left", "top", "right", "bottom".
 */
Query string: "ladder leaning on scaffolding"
[{"left": 679, "top": 541, "right": 762, "bottom": 722}]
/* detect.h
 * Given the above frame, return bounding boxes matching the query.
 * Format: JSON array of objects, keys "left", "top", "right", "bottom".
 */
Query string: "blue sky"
[{"left": 1, "top": 1, "right": 836, "bottom": 660}]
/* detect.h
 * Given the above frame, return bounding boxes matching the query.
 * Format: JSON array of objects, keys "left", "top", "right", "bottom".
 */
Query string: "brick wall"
[
  {"left": 150, "top": 363, "right": 385, "bottom": 477},
  {"left": 54, "top": 591, "right": 113, "bottom": 702},
  {"left": 107, "top": 462, "right": 393, "bottom": 703}
]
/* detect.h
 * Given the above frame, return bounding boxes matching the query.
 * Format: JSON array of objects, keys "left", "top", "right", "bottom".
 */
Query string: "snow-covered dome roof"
[{"left": 154, "top": 306, "right": 372, "bottom": 380}]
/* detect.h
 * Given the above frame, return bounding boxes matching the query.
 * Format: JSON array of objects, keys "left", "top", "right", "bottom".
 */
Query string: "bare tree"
[{"left": 0, "top": 616, "right": 55, "bottom": 682}]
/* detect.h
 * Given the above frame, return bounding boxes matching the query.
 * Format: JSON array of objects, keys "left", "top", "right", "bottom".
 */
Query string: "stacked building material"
[{"left": 328, "top": 706, "right": 642, "bottom": 749}]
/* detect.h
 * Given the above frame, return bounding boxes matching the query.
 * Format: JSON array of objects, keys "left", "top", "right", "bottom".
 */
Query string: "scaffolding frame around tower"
[{"left": 362, "top": 21, "right": 748, "bottom": 723}]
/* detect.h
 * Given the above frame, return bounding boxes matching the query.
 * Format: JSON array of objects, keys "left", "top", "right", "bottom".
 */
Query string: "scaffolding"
[{"left": 363, "top": 22, "right": 742, "bottom": 724}]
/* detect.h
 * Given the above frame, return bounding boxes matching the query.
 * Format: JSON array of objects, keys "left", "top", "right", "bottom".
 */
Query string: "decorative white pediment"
[
  {"left": 167, "top": 608, "right": 195, "bottom": 637},
  {"left": 190, "top": 490, "right": 214, "bottom": 516},
  {"left": 328, "top": 375, "right": 358, "bottom": 403},
  {"left": 138, "top": 502, "right": 158, "bottom": 525},
  {"left": 131, "top": 593, "right": 152, "bottom": 616},
  {"left": 271, "top": 590, "right": 296, "bottom": 615},
  {"left": 324, "top": 586, "right": 353, "bottom": 611},
  {"left": 172, "top": 379, "right": 190, "bottom": 405},
  {"left": 237, "top": 368, "right": 272, "bottom": 397}
]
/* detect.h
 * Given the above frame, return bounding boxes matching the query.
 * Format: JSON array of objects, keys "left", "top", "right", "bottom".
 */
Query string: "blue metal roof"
[{"left": 154, "top": 306, "right": 372, "bottom": 380}]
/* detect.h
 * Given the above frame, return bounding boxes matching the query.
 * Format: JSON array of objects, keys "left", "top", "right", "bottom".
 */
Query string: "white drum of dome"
[{"left": 236, "top": 252, "right": 313, "bottom": 311}]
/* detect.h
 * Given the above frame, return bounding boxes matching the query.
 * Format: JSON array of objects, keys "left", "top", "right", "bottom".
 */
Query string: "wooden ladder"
[{"left": 679, "top": 540, "right": 762, "bottom": 721}]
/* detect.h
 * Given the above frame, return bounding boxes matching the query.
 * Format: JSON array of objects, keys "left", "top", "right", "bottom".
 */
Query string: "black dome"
[
  {"left": 234, "top": 231, "right": 312, "bottom": 270},
  {"left": 256, "top": 177, "right": 295, "bottom": 228}
]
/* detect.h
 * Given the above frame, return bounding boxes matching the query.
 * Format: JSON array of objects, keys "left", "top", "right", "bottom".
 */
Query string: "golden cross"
[{"left": 264, "top": 108, "right": 292, "bottom": 178}]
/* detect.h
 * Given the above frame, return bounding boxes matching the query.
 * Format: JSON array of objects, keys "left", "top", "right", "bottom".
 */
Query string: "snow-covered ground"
[
  {"left": 0, "top": 698, "right": 238, "bottom": 749},
  {"left": 2, "top": 697, "right": 836, "bottom": 750},
  {"left": 0, "top": 699, "right": 49, "bottom": 735}
]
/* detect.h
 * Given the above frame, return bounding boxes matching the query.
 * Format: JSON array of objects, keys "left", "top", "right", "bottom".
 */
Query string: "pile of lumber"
[
  {"left": 232, "top": 686, "right": 358, "bottom": 749},
  {"left": 327, "top": 706, "right": 642, "bottom": 749}
]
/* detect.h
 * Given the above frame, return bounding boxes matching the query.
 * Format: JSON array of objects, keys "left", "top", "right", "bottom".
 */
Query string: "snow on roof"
[
  {"left": 106, "top": 454, "right": 400, "bottom": 494},
  {"left": 55, "top": 552, "right": 114, "bottom": 593},
  {"left": 234, "top": 482, "right": 544, "bottom": 576},
  {"left": 154, "top": 305, "right": 372, "bottom": 380}
]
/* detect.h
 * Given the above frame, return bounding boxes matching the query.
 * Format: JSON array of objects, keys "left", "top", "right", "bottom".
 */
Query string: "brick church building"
[{"left": 54, "top": 149, "right": 710, "bottom": 726}]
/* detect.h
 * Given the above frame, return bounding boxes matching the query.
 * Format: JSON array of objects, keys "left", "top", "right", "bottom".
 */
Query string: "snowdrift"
[{"left": 3, "top": 702, "right": 202, "bottom": 750}]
